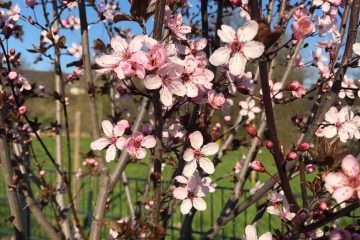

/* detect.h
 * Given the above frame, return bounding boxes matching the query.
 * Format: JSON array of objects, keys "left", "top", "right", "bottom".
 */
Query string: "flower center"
[
  {"left": 194, "top": 149, "right": 202, "bottom": 159},
  {"left": 230, "top": 40, "right": 243, "bottom": 53},
  {"left": 108, "top": 136, "right": 117, "bottom": 145},
  {"left": 188, "top": 191, "right": 195, "bottom": 199}
]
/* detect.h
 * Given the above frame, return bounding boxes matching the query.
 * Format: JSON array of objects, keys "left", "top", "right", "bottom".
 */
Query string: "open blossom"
[
  {"left": 207, "top": 90, "right": 225, "bottom": 109},
  {"left": 239, "top": 100, "right": 261, "bottom": 120},
  {"left": 291, "top": 16, "right": 315, "bottom": 39},
  {"left": 338, "top": 75, "right": 358, "bottom": 99},
  {"left": 313, "top": 0, "right": 341, "bottom": 13},
  {"left": 165, "top": 9, "right": 191, "bottom": 40},
  {"left": 209, "top": 21, "right": 264, "bottom": 76},
  {"left": 90, "top": 120, "right": 128, "bottom": 162},
  {"left": 61, "top": 15, "right": 80, "bottom": 30},
  {"left": 126, "top": 131, "right": 156, "bottom": 159},
  {"left": 144, "top": 63, "right": 186, "bottom": 106},
  {"left": 315, "top": 15, "right": 337, "bottom": 37},
  {"left": 162, "top": 123, "right": 186, "bottom": 145},
  {"left": 324, "top": 155, "right": 360, "bottom": 203},
  {"left": 244, "top": 224, "right": 272, "bottom": 240},
  {"left": 267, "top": 198, "right": 296, "bottom": 221},
  {"left": 7, "top": 4, "right": 20, "bottom": 21},
  {"left": 316, "top": 106, "right": 360, "bottom": 142},
  {"left": 67, "top": 42, "right": 82, "bottom": 58},
  {"left": 178, "top": 38, "right": 208, "bottom": 67},
  {"left": 173, "top": 171, "right": 211, "bottom": 214},
  {"left": 311, "top": 48, "right": 327, "bottom": 66},
  {"left": 183, "top": 131, "right": 219, "bottom": 177}
]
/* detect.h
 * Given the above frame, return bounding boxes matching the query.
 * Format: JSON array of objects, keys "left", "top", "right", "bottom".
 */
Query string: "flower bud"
[
  {"left": 8, "top": 71, "right": 17, "bottom": 80},
  {"left": 286, "top": 80, "right": 301, "bottom": 91},
  {"left": 306, "top": 164, "right": 315, "bottom": 173},
  {"left": 297, "top": 142, "right": 310, "bottom": 151},
  {"left": 18, "top": 106, "right": 27, "bottom": 115},
  {"left": 246, "top": 126, "right": 257, "bottom": 137},
  {"left": 9, "top": 49, "right": 15, "bottom": 55},
  {"left": 286, "top": 151, "right": 298, "bottom": 161},
  {"left": 250, "top": 160, "right": 266, "bottom": 172},
  {"left": 319, "top": 201, "right": 328, "bottom": 211},
  {"left": 298, "top": 210, "right": 308, "bottom": 223},
  {"left": 265, "top": 140, "right": 274, "bottom": 149}
]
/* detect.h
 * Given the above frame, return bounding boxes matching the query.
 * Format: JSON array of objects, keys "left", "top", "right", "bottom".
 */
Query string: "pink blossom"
[
  {"left": 209, "top": 21, "right": 264, "bottom": 76},
  {"left": 207, "top": 90, "right": 225, "bottom": 109},
  {"left": 313, "top": 0, "right": 341, "bottom": 13},
  {"left": 244, "top": 224, "right": 272, "bottom": 240},
  {"left": 82, "top": 158, "right": 98, "bottom": 168},
  {"left": 234, "top": 162, "right": 242, "bottom": 174},
  {"left": 165, "top": 10, "right": 191, "bottom": 40},
  {"left": 61, "top": 15, "right": 80, "bottom": 30},
  {"left": 316, "top": 106, "right": 360, "bottom": 143},
  {"left": 324, "top": 154, "right": 360, "bottom": 203},
  {"left": 126, "top": 131, "right": 156, "bottom": 159},
  {"left": 75, "top": 168, "right": 83, "bottom": 180},
  {"left": 353, "top": 43, "right": 360, "bottom": 67},
  {"left": 162, "top": 123, "right": 186, "bottom": 145},
  {"left": 311, "top": 48, "right": 327, "bottom": 66},
  {"left": 315, "top": 15, "right": 337, "bottom": 37},
  {"left": 173, "top": 171, "right": 211, "bottom": 214},
  {"left": 318, "top": 62, "right": 331, "bottom": 79},
  {"left": 67, "top": 42, "right": 82, "bottom": 58},
  {"left": 250, "top": 160, "right": 266, "bottom": 172},
  {"left": 144, "top": 43, "right": 167, "bottom": 71},
  {"left": 267, "top": 190, "right": 285, "bottom": 204},
  {"left": 267, "top": 198, "right": 296, "bottom": 221},
  {"left": 7, "top": 4, "right": 20, "bottom": 21},
  {"left": 183, "top": 131, "right": 219, "bottom": 177},
  {"left": 293, "top": 5, "right": 309, "bottom": 21},
  {"left": 144, "top": 63, "right": 186, "bottom": 106},
  {"left": 286, "top": 80, "right": 306, "bottom": 98},
  {"left": 291, "top": 16, "right": 315, "bottom": 40},
  {"left": 338, "top": 75, "right": 358, "bottom": 99},
  {"left": 239, "top": 100, "right": 261, "bottom": 120},
  {"left": 90, "top": 120, "right": 128, "bottom": 162}
]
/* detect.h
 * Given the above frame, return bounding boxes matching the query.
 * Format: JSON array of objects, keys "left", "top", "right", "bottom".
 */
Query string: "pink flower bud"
[
  {"left": 250, "top": 160, "right": 266, "bottom": 172},
  {"left": 25, "top": 0, "right": 36, "bottom": 8},
  {"left": 318, "top": 201, "right": 328, "bottom": 210},
  {"left": 297, "top": 142, "right": 310, "bottom": 151},
  {"left": 265, "top": 140, "right": 274, "bottom": 149},
  {"left": 286, "top": 151, "right": 298, "bottom": 161},
  {"left": 18, "top": 106, "right": 27, "bottom": 115},
  {"left": 306, "top": 164, "right": 315, "bottom": 173},
  {"left": 39, "top": 169, "right": 46, "bottom": 176},
  {"left": 9, "top": 49, "right": 15, "bottom": 55},
  {"left": 224, "top": 115, "right": 231, "bottom": 122},
  {"left": 246, "top": 126, "right": 257, "bottom": 137},
  {"left": 286, "top": 80, "right": 301, "bottom": 91},
  {"left": 8, "top": 71, "right": 17, "bottom": 80}
]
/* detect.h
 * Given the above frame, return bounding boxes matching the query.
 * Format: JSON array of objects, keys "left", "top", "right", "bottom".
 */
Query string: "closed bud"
[
  {"left": 249, "top": 160, "right": 266, "bottom": 172},
  {"left": 265, "top": 140, "right": 274, "bottom": 149},
  {"left": 246, "top": 126, "right": 257, "bottom": 137},
  {"left": 18, "top": 106, "right": 27, "bottom": 115},
  {"left": 10, "top": 49, "right": 15, "bottom": 55},
  {"left": 297, "top": 142, "right": 310, "bottom": 151},
  {"left": 286, "top": 151, "right": 298, "bottom": 161},
  {"left": 319, "top": 201, "right": 328, "bottom": 211},
  {"left": 298, "top": 210, "right": 308, "bottom": 223}
]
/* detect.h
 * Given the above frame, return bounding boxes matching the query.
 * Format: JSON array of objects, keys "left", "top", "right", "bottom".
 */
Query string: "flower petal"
[
  {"left": 245, "top": 224, "right": 258, "bottom": 240},
  {"left": 144, "top": 75, "right": 163, "bottom": 90},
  {"left": 243, "top": 41, "right": 265, "bottom": 59},
  {"left": 105, "top": 144, "right": 117, "bottom": 162},
  {"left": 217, "top": 25, "right": 236, "bottom": 43},
  {"left": 341, "top": 154, "right": 359, "bottom": 178},
  {"left": 229, "top": 53, "right": 246, "bottom": 76},
  {"left": 180, "top": 199, "right": 192, "bottom": 214},
  {"left": 90, "top": 138, "right": 109, "bottom": 150},
  {"left": 102, "top": 120, "right": 114, "bottom": 137},
  {"left": 183, "top": 160, "right": 197, "bottom": 177},
  {"left": 173, "top": 187, "right": 188, "bottom": 200},
  {"left": 141, "top": 135, "right": 156, "bottom": 148},
  {"left": 189, "top": 131, "right": 203, "bottom": 149},
  {"left": 201, "top": 143, "right": 219, "bottom": 156},
  {"left": 192, "top": 197, "right": 206, "bottom": 211},
  {"left": 199, "top": 157, "right": 215, "bottom": 175},
  {"left": 209, "top": 47, "right": 231, "bottom": 66},
  {"left": 259, "top": 232, "right": 272, "bottom": 240},
  {"left": 237, "top": 20, "right": 258, "bottom": 42},
  {"left": 183, "top": 148, "right": 195, "bottom": 162},
  {"left": 116, "top": 137, "right": 126, "bottom": 150},
  {"left": 332, "top": 186, "right": 354, "bottom": 203}
]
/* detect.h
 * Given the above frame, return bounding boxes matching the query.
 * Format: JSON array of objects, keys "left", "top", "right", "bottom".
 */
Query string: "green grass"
[{"left": 0, "top": 136, "right": 358, "bottom": 239}]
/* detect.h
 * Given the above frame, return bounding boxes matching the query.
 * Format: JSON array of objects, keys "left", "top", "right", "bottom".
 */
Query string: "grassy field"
[{"left": 0, "top": 136, "right": 358, "bottom": 239}]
